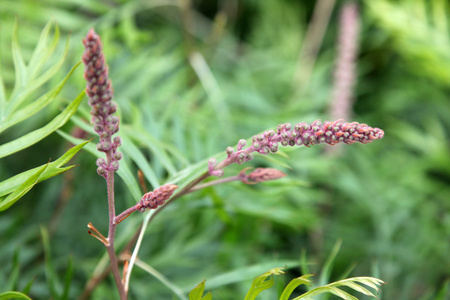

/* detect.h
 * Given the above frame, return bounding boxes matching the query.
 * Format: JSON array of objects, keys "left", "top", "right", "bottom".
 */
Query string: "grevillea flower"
[
  {"left": 82, "top": 29, "right": 122, "bottom": 178},
  {"left": 136, "top": 184, "right": 178, "bottom": 212},
  {"left": 210, "top": 120, "right": 384, "bottom": 174},
  {"left": 239, "top": 168, "right": 286, "bottom": 184}
]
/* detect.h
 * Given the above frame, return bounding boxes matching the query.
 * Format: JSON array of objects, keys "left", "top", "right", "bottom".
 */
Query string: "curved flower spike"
[{"left": 214, "top": 120, "right": 384, "bottom": 170}]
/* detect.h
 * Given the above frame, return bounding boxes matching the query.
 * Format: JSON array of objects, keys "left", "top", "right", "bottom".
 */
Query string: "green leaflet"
[
  {"left": 189, "top": 280, "right": 212, "bottom": 300},
  {"left": 291, "top": 276, "right": 384, "bottom": 300},
  {"left": 244, "top": 267, "right": 286, "bottom": 300},
  {"left": 0, "top": 163, "right": 48, "bottom": 211},
  {"left": 0, "top": 90, "right": 85, "bottom": 159},
  {"left": 0, "top": 140, "right": 89, "bottom": 211},
  {"left": 279, "top": 275, "right": 313, "bottom": 300}
]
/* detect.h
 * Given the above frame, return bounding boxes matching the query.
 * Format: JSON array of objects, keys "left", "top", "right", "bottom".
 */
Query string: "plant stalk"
[{"left": 105, "top": 158, "right": 127, "bottom": 300}]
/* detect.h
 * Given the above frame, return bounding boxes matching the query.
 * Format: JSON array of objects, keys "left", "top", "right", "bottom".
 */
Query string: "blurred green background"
[{"left": 0, "top": 0, "right": 449, "bottom": 299}]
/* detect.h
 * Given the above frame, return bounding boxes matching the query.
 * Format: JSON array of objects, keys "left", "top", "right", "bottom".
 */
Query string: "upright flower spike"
[{"left": 82, "top": 29, "right": 122, "bottom": 177}]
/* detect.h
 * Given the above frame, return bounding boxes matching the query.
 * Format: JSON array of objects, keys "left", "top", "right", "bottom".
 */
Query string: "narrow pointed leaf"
[
  {"left": 244, "top": 267, "right": 285, "bottom": 300},
  {"left": 28, "top": 20, "right": 59, "bottom": 78},
  {"left": 0, "top": 164, "right": 48, "bottom": 211},
  {"left": 9, "top": 19, "right": 27, "bottom": 107},
  {"left": 279, "top": 275, "right": 313, "bottom": 300},
  {"left": 0, "top": 62, "right": 80, "bottom": 134},
  {"left": 61, "top": 255, "right": 74, "bottom": 300},
  {"left": 0, "top": 140, "right": 89, "bottom": 197},
  {"left": 121, "top": 135, "right": 160, "bottom": 189},
  {"left": 41, "top": 226, "right": 59, "bottom": 299},
  {"left": 0, "top": 90, "right": 85, "bottom": 159}
]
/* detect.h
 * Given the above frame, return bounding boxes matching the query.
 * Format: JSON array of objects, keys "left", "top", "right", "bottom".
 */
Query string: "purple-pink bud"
[
  {"left": 137, "top": 184, "right": 179, "bottom": 211},
  {"left": 239, "top": 168, "right": 286, "bottom": 184}
]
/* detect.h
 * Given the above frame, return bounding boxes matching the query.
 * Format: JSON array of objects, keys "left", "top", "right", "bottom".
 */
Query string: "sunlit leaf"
[
  {"left": 189, "top": 280, "right": 212, "bottom": 300},
  {"left": 0, "top": 291, "right": 31, "bottom": 300},
  {"left": 244, "top": 267, "right": 286, "bottom": 300}
]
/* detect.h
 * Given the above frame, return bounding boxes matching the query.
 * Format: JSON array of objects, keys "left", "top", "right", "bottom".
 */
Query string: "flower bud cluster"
[
  {"left": 136, "top": 184, "right": 178, "bottom": 212},
  {"left": 209, "top": 119, "right": 384, "bottom": 174},
  {"left": 82, "top": 29, "right": 122, "bottom": 177},
  {"left": 239, "top": 168, "right": 286, "bottom": 184}
]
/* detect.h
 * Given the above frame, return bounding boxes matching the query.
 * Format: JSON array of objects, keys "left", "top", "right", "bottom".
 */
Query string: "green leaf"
[
  {"left": 6, "top": 20, "right": 67, "bottom": 116},
  {"left": 244, "top": 267, "right": 286, "bottom": 300},
  {"left": 123, "top": 125, "right": 177, "bottom": 176},
  {"left": 0, "top": 90, "right": 85, "bottom": 159},
  {"left": 61, "top": 255, "right": 74, "bottom": 300},
  {"left": 121, "top": 135, "right": 160, "bottom": 189},
  {"left": 0, "top": 163, "right": 48, "bottom": 211},
  {"left": 0, "top": 62, "right": 80, "bottom": 134},
  {"left": 41, "top": 226, "right": 60, "bottom": 299},
  {"left": 279, "top": 274, "right": 313, "bottom": 300},
  {"left": 10, "top": 19, "right": 27, "bottom": 107},
  {"left": 0, "top": 291, "right": 31, "bottom": 300},
  {"left": 189, "top": 280, "right": 212, "bottom": 300},
  {"left": 292, "top": 276, "right": 384, "bottom": 300},
  {"left": 6, "top": 250, "right": 20, "bottom": 291},
  {"left": 0, "top": 140, "right": 90, "bottom": 198}
]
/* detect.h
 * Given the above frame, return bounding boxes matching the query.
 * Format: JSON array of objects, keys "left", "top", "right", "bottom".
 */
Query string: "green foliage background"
[{"left": 0, "top": 0, "right": 449, "bottom": 299}]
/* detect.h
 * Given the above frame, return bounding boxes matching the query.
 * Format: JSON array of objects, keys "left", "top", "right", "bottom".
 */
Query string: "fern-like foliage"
[
  {"left": 0, "top": 21, "right": 87, "bottom": 211},
  {"left": 189, "top": 267, "right": 384, "bottom": 300}
]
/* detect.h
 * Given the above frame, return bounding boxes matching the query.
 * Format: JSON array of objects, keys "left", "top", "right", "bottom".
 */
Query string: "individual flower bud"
[
  {"left": 237, "top": 139, "right": 247, "bottom": 150},
  {"left": 113, "top": 136, "right": 122, "bottom": 146},
  {"left": 110, "top": 161, "right": 120, "bottom": 171},
  {"left": 252, "top": 141, "right": 261, "bottom": 150},
  {"left": 113, "top": 151, "right": 123, "bottom": 161},
  {"left": 226, "top": 147, "right": 234, "bottom": 155},
  {"left": 97, "top": 166, "right": 106, "bottom": 177},
  {"left": 96, "top": 157, "right": 106, "bottom": 167},
  {"left": 269, "top": 143, "right": 279, "bottom": 152}
]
